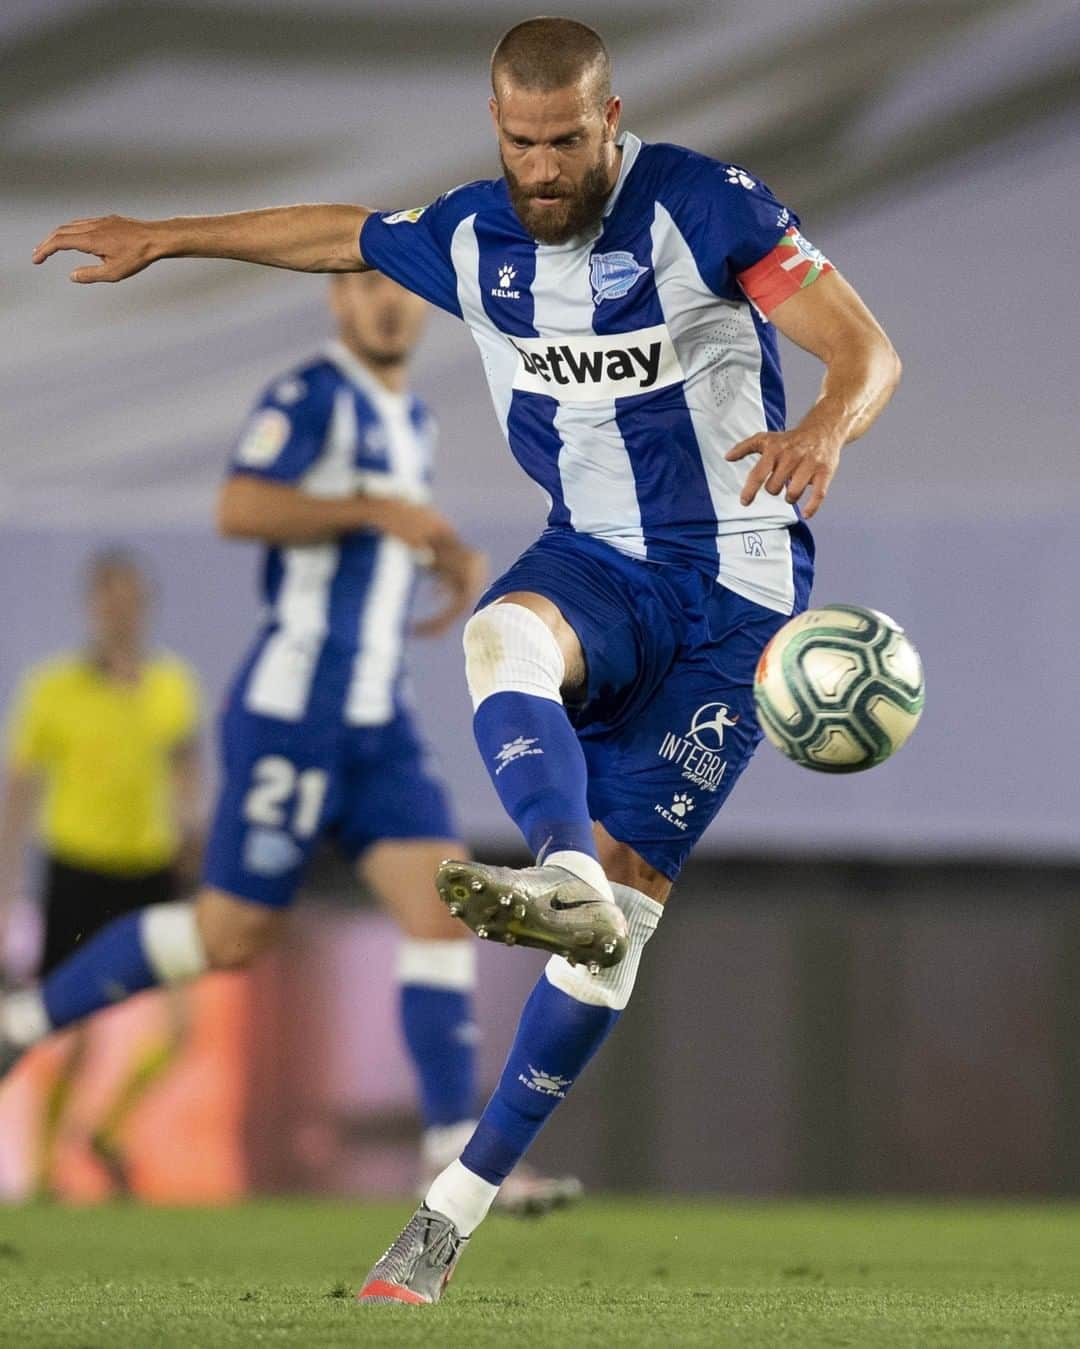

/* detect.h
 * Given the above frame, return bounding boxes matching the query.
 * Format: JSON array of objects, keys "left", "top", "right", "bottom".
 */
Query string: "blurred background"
[{"left": 1, "top": 0, "right": 1077, "bottom": 1202}]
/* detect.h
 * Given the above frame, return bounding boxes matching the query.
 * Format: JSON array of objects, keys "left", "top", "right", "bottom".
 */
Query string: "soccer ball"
[{"left": 753, "top": 604, "right": 924, "bottom": 773}]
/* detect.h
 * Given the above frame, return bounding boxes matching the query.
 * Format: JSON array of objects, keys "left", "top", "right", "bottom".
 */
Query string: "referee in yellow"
[{"left": 0, "top": 549, "right": 202, "bottom": 1196}]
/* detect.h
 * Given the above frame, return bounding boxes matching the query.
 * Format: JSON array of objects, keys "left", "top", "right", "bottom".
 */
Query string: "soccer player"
[
  {"left": 26, "top": 16, "right": 901, "bottom": 1302},
  {"left": 0, "top": 550, "right": 202, "bottom": 1196},
  {"left": 1, "top": 269, "right": 579, "bottom": 1213}
]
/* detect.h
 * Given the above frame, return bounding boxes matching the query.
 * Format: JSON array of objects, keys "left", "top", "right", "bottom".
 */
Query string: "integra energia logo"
[{"left": 509, "top": 324, "right": 685, "bottom": 404}]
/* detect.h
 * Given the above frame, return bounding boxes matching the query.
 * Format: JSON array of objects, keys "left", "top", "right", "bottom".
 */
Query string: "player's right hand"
[
  {"left": 32, "top": 215, "right": 160, "bottom": 283},
  {"left": 374, "top": 499, "right": 459, "bottom": 553}
]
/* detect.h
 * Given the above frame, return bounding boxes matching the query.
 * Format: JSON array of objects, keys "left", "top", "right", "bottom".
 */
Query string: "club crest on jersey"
[{"left": 589, "top": 250, "right": 648, "bottom": 304}]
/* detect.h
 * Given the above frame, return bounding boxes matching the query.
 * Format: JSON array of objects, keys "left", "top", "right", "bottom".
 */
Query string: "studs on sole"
[
  {"left": 476, "top": 925, "right": 489, "bottom": 939},
  {"left": 448, "top": 903, "right": 462, "bottom": 917},
  {"left": 470, "top": 879, "right": 485, "bottom": 893}
]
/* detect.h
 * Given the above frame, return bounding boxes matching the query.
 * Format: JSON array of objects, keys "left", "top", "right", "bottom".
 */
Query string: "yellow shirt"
[{"left": 5, "top": 652, "right": 201, "bottom": 875}]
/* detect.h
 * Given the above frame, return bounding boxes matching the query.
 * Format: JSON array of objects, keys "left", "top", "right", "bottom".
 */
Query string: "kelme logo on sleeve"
[{"left": 509, "top": 324, "right": 685, "bottom": 404}]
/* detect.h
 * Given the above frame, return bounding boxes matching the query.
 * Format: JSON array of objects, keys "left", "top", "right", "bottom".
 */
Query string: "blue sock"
[
  {"left": 401, "top": 984, "right": 477, "bottom": 1127},
  {"left": 461, "top": 973, "right": 619, "bottom": 1183},
  {"left": 41, "top": 911, "right": 158, "bottom": 1029},
  {"left": 473, "top": 690, "right": 597, "bottom": 860}
]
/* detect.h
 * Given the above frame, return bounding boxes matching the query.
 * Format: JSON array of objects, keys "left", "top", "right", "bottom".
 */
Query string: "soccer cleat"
[
  {"left": 492, "top": 1162, "right": 584, "bottom": 1218},
  {"left": 356, "top": 1204, "right": 468, "bottom": 1306},
  {"left": 437, "top": 860, "right": 628, "bottom": 969}
]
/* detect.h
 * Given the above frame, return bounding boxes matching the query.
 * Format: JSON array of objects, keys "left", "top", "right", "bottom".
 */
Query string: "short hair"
[{"left": 491, "top": 17, "right": 611, "bottom": 106}]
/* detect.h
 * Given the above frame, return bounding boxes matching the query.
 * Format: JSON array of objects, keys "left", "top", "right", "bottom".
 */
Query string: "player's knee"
[
  {"left": 196, "top": 891, "right": 283, "bottom": 971},
  {"left": 463, "top": 603, "right": 565, "bottom": 710}
]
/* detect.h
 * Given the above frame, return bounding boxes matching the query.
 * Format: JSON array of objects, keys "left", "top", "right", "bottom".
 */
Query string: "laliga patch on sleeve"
[
  {"left": 383, "top": 206, "right": 427, "bottom": 225},
  {"left": 236, "top": 408, "right": 291, "bottom": 467}
]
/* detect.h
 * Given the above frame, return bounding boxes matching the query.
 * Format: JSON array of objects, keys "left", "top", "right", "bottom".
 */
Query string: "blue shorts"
[
  {"left": 203, "top": 699, "right": 457, "bottom": 908},
  {"left": 479, "top": 526, "right": 814, "bottom": 880}
]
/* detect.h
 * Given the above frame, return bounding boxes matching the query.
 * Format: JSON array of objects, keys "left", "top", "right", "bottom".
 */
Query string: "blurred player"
[
  {"left": 0, "top": 551, "right": 202, "bottom": 1195},
  {"left": 1, "top": 271, "right": 578, "bottom": 1214},
  {"left": 25, "top": 14, "right": 901, "bottom": 1303}
]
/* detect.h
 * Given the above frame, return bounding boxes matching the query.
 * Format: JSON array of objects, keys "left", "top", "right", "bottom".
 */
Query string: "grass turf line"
[{"left": 1, "top": 1198, "right": 1079, "bottom": 1347}]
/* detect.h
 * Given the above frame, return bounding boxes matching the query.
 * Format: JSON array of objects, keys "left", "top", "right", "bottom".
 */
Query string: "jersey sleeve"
[
  {"left": 228, "top": 369, "right": 334, "bottom": 483},
  {"left": 5, "top": 670, "right": 53, "bottom": 773},
  {"left": 674, "top": 160, "right": 833, "bottom": 316},
  {"left": 360, "top": 191, "right": 475, "bottom": 319}
]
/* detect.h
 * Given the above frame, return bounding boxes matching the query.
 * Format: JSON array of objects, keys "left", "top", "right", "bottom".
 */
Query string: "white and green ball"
[{"left": 753, "top": 604, "right": 925, "bottom": 773}]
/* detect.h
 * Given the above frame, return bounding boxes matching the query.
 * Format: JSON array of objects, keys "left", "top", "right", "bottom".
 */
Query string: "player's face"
[
  {"left": 330, "top": 271, "right": 427, "bottom": 367},
  {"left": 491, "top": 80, "right": 621, "bottom": 245},
  {"left": 88, "top": 566, "right": 148, "bottom": 649}
]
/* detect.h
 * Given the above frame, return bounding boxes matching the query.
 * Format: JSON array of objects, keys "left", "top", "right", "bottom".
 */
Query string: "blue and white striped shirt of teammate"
[
  {"left": 360, "top": 131, "right": 833, "bottom": 617},
  {"left": 229, "top": 339, "right": 436, "bottom": 724}
]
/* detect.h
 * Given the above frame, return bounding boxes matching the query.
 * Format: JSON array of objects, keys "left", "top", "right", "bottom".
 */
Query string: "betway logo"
[{"left": 510, "top": 324, "right": 684, "bottom": 404}]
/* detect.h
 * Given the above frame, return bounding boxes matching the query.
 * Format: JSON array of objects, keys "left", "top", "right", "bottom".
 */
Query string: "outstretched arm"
[
  {"left": 32, "top": 205, "right": 372, "bottom": 283},
  {"left": 727, "top": 270, "right": 901, "bottom": 518},
  {"left": 217, "top": 476, "right": 460, "bottom": 551}
]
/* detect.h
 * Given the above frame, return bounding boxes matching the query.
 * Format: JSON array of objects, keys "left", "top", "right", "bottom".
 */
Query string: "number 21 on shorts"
[{"left": 242, "top": 755, "right": 328, "bottom": 839}]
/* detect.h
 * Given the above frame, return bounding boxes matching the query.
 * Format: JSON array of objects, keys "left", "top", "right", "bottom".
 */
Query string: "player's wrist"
[{"left": 146, "top": 217, "right": 186, "bottom": 262}]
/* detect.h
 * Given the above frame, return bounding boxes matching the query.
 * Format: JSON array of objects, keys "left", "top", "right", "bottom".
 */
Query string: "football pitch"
[{"left": 2, "top": 1198, "right": 1078, "bottom": 1347}]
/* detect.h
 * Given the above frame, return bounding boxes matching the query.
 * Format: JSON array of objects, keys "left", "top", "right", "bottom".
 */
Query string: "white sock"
[
  {"left": 424, "top": 1158, "right": 498, "bottom": 1237},
  {"left": 421, "top": 1120, "right": 478, "bottom": 1173},
  {"left": 140, "top": 902, "right": 208, "bottom": 983},
  {"left": 545, "top": 883, "right": 663, "bottom": 1009},
  {"left": 1, "top": 988, "right": 51, "bottom": 1048},
  {"left": 543, "top": 849, "right": 615, "bottom": 904}
]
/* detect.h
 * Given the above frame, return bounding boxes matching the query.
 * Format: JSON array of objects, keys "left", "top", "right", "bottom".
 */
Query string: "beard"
[{"left": 502, "top": 151, "right": 614, "bottom": 245}]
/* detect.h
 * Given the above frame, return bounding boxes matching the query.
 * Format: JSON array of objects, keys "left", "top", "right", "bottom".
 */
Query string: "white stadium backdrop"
[{"left": 1, "top": 0, "right": 1077, "bottom": 857}]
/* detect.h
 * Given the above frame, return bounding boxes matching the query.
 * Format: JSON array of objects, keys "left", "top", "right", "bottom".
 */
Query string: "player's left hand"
[
  {"left": 412, "top": 543, "right": 488, "bottom": 638},
  {"left": 725, "top": 427, "right": 842, "bottom": 519}
]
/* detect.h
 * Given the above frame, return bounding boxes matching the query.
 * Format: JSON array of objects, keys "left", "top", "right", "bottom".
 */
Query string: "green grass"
[{"left": 1, "top": 1198, "right": 1079, "bottom": 1347}]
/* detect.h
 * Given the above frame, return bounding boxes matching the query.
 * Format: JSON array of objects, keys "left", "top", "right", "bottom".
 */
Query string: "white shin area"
[
  {"left": 462, "top": 602, "right": 565, "bottom": 710},
  {"left": 544, "top": 882, "right": 664, "bottom": 1011},
  {"left": 424, "top": 1158, "right": 498, "bottom": 1237},
  {"left": 396, "top": 938, "right": 476, "bottom": 992},
  {"left": 140, "top": 902, "right": 209, "bottom": 984}
]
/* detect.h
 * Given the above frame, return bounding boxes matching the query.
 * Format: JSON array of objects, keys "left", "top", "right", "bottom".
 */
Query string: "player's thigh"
[
  {"left": 592, "top": 822, "right": 673, "bottom": 904},
  {"left": 477, "top": 531, "right": 681, "bottom": 714},
  {"left": 359, "top": 839, "right": 470, "bottom": 941},
  {"left": 339, "top": 714, "right": 462, "bottom": 943},
  {"left": 583, "top": 602, "right": 793, "bottom": 888},
  {"left": 203, "top": 706, "right": 341, "bottom": 914}
]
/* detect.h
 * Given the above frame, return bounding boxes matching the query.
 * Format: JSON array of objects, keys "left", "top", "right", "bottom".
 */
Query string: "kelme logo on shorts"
[{"left": 509, "top": 324, "right": 685, "bottom": 404}]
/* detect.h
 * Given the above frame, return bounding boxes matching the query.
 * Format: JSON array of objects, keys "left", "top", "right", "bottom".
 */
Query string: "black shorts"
[{"left": 41, "top": 857, "right": 176, "bottom": 976}]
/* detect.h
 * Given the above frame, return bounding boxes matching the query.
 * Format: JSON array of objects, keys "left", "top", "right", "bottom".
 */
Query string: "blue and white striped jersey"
[
  {"left": 361, "top": 132, "right": 832, "bottom": 615},
  {"left": 228, "top": 340, "right": 435, "bottom": 725}
]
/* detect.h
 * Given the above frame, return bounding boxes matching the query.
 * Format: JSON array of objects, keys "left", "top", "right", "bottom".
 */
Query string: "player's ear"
[
  {"left": 604, "top": 96, "right": 621, "bottom": 139},
  {"left": 488, "top": 96, "right": 500, "bottom": 132}
]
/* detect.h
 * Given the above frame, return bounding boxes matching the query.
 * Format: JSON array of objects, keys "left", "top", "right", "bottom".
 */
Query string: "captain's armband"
[{"left": 737, "top": 227, "right": 834, "bottom": 318}]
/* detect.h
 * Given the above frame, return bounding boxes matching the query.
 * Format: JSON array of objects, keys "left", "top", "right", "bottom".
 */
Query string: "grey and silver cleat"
[
  {"left": 437, "top": 860, "right": 628, "bottom": 969},
  {"left": 356, "top": 1204, "right": 468, "bottom": 1306}
]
